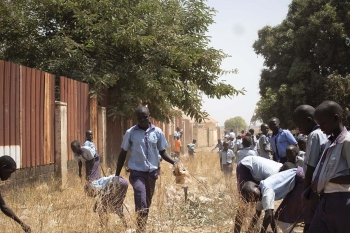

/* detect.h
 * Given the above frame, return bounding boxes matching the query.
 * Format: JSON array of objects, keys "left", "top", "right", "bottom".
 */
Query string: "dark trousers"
[
  {"left": 279, "top": 156, "right": 287, "bottom": 164},
  {"left": 308, "top": 192, "right": 350, "bottom": 233},
  {"left": 222, "top": 163, "right": 232, "bottom": 175},
  {"left": 236, "top": 162, "right": 259, "bottom": 192},
  {"left": 129, "top": 170, "right": 158, "bottom": 214}
]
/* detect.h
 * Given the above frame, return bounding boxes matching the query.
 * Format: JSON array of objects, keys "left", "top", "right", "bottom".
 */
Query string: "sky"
[{"left": 202, "top": 0, "right": 292, "bottom": 127}]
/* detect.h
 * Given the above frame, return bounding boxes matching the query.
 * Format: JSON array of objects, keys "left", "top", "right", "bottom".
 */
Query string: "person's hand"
[{"left": 21, "top": 223, "right": 31, "bottom": 233}]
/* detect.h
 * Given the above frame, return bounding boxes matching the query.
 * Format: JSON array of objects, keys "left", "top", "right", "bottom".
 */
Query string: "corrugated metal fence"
[
  {"left": 60, "top": 76, "right": 90, "bottom": 161},
  {"left": 1, "top": 60, "right": 202, "bottom": 171},
  {"left": 0, "top": 61, "right": 55, "bottom": 168}
]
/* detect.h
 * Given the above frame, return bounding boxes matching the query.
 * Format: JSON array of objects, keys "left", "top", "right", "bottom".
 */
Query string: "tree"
[
  {"left": 0, "top": 0, "right": 243, "bottom": 122},
  {"left": 253, "top": 0, "right": 350, "bottom": 128},
  {"left": 224, "top": 116, "right": 247, "bottom": 133}
]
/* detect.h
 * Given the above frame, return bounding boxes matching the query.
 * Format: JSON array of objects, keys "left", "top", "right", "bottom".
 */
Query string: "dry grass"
[{"left": 0, "top": 149, "right": 260, "bottom": 233}]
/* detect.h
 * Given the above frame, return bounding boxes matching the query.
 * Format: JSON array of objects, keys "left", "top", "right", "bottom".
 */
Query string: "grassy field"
[{"left": 0, "top": 149, "right": 299, "bottom": 232}]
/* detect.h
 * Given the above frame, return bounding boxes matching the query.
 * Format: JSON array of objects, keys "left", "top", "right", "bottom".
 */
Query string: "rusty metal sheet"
[
  {"left": 4, "top": 62, "right": 11, "bottom": 157},
  {"left": 0, "top": 61, "right": 4, "bottom": 155},
  {"left": 30, "top": 68, "right": 36, "bottom": 166},
  {"left": 34, "top": 69, "right": 40, "bottom": 166}
]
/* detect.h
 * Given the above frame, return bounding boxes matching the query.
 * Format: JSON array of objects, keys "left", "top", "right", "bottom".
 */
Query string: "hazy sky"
[{"left": 202, "top": 0, "right": 292, "bottom": 127}]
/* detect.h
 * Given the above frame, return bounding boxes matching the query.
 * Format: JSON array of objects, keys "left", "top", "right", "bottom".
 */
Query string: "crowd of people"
[
  {"left": 212, "top": 100, "right": 350, "bottom": 233},
  {"left": 1, "top": 101, "right": 349, "bottom": 233}
]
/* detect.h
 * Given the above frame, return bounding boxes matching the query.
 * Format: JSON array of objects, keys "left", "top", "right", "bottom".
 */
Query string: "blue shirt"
[
  {"left": 121, "top": 124, "right": 168, "bottom": 172},
  {"left": 270, "top": 128, "right": 297, "bottom": 160},
  {"left": 259, "top": 167, "right": 302, "bottom": 210}
]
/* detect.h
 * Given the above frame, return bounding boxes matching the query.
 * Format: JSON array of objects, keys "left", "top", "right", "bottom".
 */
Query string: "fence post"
[
  {"left": 98, "top": 106, "right": 106, "bottom": 166},
  {"left": 90, "top": 97, "right": 98, "bottom": 144},
  {"left": 55, "top": 101, "right": 68, "bottom": 188}
]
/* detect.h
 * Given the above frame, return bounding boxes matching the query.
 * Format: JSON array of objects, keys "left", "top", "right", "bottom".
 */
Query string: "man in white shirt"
[
  {"left": 229, "top": 129, "right": 236, "bottom": 141},
  {"left": 241, "top": 163, "right": 304, "bottom": 233},
  {"left": 234, "top": 156, "right": 283, "bottom": 233},
  {"left": 236, "top": 136, "right": 257, "bottom": 163}
]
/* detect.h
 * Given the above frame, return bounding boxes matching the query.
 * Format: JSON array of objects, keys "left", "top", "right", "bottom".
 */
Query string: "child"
[
  {"left": 173, "top": 136, "right": 182, "bottom": 158},
  {"left": 256, "top": 133, "right": 261, "bottom": 156},
  {"left": 297, "top": 138, "right": 307, "bottom": 158},
  {"left": 187, "top": 139, "right": 196, "bottom": 157},
  {"left": 71, "top": 140, "right": 101, "bottom": 182},
  {"left": 0, "top": 156, "right": 31, "bottom": 232},
  {"left": 234, "top": 135, "right": 243, "bottom": 155},
  {"left": 286, "top": 145, "right": 304, "bottom": 167},
  {"left": 85, "top": 175, "right": 129, "bottom": 228},
  {"left": 292, "top": 104, "right": 328, "bottom": 231},
  {"left": 87, "top": 175, "right": 128, "bottom": 226},
  {"left": 211, "top": 139, "right": 223, "bottom": 152},
  {"left": 219, "top": 142, "right": 235, "bottom": 175},
  {"left": 259, "top": 124, "right": 274, "bottom": 160},
  {"left": 236, "top": 136, "right": 257, "bottom": 163},
  {"left": 234, "top": 156, "right": 283, "bottom": 233},
  {"left": 241, "top": 163, "right": 304, "bottom": 233},
  {"left": 249, "top": 129, "right": 258, "bottom": 152},
  {"left": 308, "top": 101, "right": 350, "bottom": 232}
]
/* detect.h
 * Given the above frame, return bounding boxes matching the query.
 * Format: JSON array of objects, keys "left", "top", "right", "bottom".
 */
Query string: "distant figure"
[
  {"left": 297, "top": 138, "right": 307, "bottom": 158},
  {"left": 236, "top": 136, "right": 257, "bottom": 163},
  {"left": 259, "top": 124, "right": 273, "bottom": 160},
  {"left": 212, "top": 139, "right": 223, "bottom": 152},
  {"left": 173, "top": 136, "right": 182, "bottom": 158},
  {"left": 286, "top": 145, "right": 304, "bottom": 167},
  {"left": 229, "top": 129, "right": 236, "bottom": 141},
  {"left": 71, "top": 140, "right": 101, "bottom": 182},
  {"left": 83, "top": 130, "right": 102, "bottom": 180},
  {"left": 0, "top": 156, "right": 31, "bottom": 232},
  {"left": 269, "top": 117, "right": 297, "bottom": 163},
  {"left": 256, "top": 133, "right": 261, "bottom": 155},
  {"left": 241, "top": 130, "right": 246, "bottom": 138},
  {"left": 187, "top": 139, "right": 196, "bottom": 157},
  {"left": 234, "top": 135, "right": 243, "bottom": 155},
  {"left": 249, "top": 129, "right": 258, "bottom": 152},
  {"left": 174, "top": 127, "right": 182, "bottom": 139},
  {"left": 219, "top": 142, "right": 235, "bottom": 175}
]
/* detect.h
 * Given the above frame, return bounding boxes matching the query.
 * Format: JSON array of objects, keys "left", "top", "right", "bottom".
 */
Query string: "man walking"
[{"left": 114, "top": 106, "right": 176, "bottom": 233}]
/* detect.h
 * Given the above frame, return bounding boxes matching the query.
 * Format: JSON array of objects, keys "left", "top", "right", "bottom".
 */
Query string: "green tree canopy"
[
  {"left": 224, "top": 116, "right": 247, "bottom": 133},
  {"left": 0, "top": 0, "right": 243, "bottom": 122},
  {"left": 253, "top": 0, "right": 350, "bottom": 128}
]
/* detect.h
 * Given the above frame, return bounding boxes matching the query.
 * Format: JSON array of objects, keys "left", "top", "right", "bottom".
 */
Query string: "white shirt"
[
  {"left": 229, "top": 132, "right": 236, "bottom": 139},
  {"left": 236, "top": 148, "right": 257, "bottom": 163},
  {"left": 240, "top": 156, "right": 283, "bottom": 182},
  {"left": 74, "top": 146, "right": 94, "bottom": 162},
  {"left": 219, "top": 149, "right": 235, "bottom": 164},
  {"left": 91, "top": 175, "right": 118, "bottom": 191}
]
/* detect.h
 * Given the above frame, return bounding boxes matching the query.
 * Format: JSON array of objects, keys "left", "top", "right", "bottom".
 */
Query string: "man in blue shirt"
[
  {"left": 269, "top": 117, "right": 297, "bottom": 163},
  {"left": 115, "top": 106, "right": 176, "bottom": 233}
]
